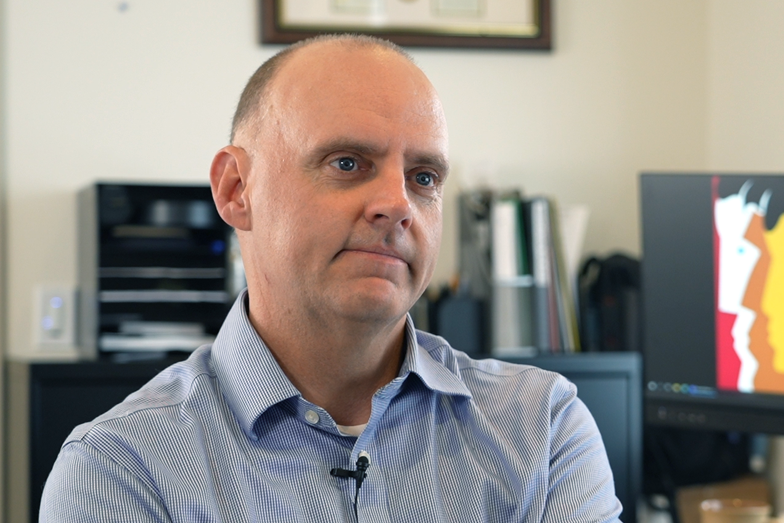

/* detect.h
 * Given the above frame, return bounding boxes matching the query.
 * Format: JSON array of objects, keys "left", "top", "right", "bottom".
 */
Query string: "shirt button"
[{"left": 305, "top": 410, "right": 320, "bottom": 424}]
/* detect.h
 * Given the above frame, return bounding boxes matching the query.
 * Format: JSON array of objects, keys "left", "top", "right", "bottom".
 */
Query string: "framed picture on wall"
[{"left": 260, "top": 0, "right": 551, "bottom": 49}]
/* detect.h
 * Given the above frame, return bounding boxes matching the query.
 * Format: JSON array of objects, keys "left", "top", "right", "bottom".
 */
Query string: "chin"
[{"left": 334, "top": 291, "right": 410, "bottom": 325}]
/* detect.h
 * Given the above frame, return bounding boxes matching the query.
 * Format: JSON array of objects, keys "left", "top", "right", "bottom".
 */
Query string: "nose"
[{"left": 364, "top": 166, "right": 413, "bottom": 230}]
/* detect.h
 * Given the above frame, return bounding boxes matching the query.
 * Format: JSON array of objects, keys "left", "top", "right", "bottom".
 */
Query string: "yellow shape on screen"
[{"left": 763, "top": 215, "right": 784, "bottom": 373}]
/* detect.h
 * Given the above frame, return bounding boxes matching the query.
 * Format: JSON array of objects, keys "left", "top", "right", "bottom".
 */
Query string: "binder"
[{"left": 530, "top": 198, "right": 553, "bottom": 351}]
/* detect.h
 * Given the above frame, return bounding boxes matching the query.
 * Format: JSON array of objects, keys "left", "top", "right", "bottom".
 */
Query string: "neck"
[{"left": 247, "top": 293, "right": 408, "bottom": 426}]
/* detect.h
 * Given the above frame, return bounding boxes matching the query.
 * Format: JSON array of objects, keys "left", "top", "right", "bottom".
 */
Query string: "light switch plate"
[{"left": 34, "top": 285, "right": 77, "bottom": 349}]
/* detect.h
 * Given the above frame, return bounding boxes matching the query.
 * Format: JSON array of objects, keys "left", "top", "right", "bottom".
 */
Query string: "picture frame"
[{"left": 260, "top": 0, "right": 551, "bottom": 49}]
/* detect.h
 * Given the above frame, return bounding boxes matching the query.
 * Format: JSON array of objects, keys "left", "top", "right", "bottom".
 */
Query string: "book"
[
  {"left": 548, "top": 199, "right": 580, "bottom": 352},
  {"left": 491, "top": 198, "right": 520, "bottom": 280},
  {"left": 529, "top": 198, "right": 553, "bottom": 352},
  {"left": 491, "top": 195, "right": 529, "bottom": 279}
]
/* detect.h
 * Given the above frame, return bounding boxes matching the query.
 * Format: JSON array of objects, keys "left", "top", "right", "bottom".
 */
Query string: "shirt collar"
[
  {"left": 211, "top": 291, "right": 301, "bottom": 440},
  {"left": 211, "top": 290, "right": 471, "bottom": 441},
  {"left": 400, "top": 316, "right": 472, "bottom": 399}
]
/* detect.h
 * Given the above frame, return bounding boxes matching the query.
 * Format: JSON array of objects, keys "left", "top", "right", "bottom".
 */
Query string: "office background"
[{"left": 2, "top": 0, "right": 784, "bottom": 516}]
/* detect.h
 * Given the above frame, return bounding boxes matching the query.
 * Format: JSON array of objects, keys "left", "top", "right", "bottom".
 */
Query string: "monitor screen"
[{"left": 641, "top": 172, "right": 784, "bottom": 435}]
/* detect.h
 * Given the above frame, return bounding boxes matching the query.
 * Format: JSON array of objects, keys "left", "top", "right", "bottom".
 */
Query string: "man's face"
[{"left": 239, "top": 44, "right": 449, "bottom": 328}]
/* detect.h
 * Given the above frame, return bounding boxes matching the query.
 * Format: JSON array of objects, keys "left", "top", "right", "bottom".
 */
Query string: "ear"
[{"left": 210, "top": 145, "right": 252, "bottom": 231}]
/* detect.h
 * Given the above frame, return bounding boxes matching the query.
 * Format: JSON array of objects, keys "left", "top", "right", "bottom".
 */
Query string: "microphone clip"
[{"left": 330, "top": 452, "right": 370, "bottom": 489}]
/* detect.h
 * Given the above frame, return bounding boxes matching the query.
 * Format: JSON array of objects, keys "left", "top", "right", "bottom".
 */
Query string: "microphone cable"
[{"left": 330, "top": 451, "right": 371, "bottom": 520}]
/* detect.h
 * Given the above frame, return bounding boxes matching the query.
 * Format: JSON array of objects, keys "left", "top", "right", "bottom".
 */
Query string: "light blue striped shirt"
[{"left": 40, "top": 292, "right": 622, "bottom": 522}]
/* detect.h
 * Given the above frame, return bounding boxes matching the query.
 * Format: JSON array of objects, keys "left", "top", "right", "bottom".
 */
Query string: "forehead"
[{"left": 262, "top": 43, "right": 448, "bottom": 155}]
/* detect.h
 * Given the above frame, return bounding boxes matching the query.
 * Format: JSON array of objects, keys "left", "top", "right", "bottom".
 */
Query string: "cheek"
[
  {"left": 423, "top": 202, "right": 443, "bottom": 245},
  {"left": 280, "top": 197, "right": 346, "bottom": 262},
  {"left": 248, "top": 182, "right": 303, "bottom": 260},
  {"left": 423, "top": 223, "right": 442, "bottom": 254},
  {"left": 417, "top": 209, "right": 443, "bottom": 270}
]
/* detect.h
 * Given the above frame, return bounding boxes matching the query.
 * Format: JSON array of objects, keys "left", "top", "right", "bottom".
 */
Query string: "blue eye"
[
  {"left": 415, "top": 172, "right": 434, "bottom": 186},
  {"left": 337, "top": 157, "right": 356, "bottom": 171}
]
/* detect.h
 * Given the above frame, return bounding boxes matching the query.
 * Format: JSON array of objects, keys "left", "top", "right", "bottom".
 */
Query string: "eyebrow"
[
  {"left": 411, "top": 152, "right": 450, "bottom": 177},
  {"left": 308, "top": 138, "right": 450, "bottom": 175}
]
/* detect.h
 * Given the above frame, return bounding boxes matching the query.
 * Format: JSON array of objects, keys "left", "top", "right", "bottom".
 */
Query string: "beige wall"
[
  {"left": 3, "top": 0, "right": 712, "bottom": 358},
  {"left": 0, "top": 0, "right": 7, "bottom": 514},
  {"left": 707, "top": 0, "right": 784, "bottom": 171}
]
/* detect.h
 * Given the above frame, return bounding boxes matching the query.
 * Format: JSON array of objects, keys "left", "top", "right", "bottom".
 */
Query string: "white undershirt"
[{"left": 336, "top": 423, "right": 367, "bottom": 437}]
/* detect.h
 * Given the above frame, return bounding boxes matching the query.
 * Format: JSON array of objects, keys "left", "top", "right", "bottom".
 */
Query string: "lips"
[
  {"left": 344, "top": 248, "right": 407, "bottom": 265},
  {"left": 338, "top": 241, "right": 412, "bottom": 266}
]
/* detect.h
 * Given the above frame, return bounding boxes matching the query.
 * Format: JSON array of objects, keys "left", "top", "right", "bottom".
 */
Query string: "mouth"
[
  {"left": 344, "top": 248, "right": 407, "bottom": 264},
  {"left": 338, "top": 244, "right": 411, "bottom": 267}
]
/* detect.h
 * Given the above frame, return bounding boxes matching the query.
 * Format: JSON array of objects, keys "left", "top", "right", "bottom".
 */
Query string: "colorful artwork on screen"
[{"left": 714, "top": 176, "right": 784, "bottom": 394}]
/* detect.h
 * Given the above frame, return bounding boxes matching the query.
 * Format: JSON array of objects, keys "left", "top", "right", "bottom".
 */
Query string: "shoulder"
[
  {"left": 67, "top": 345, "right": 219, "bottom": 445},
  {"left": 413, "top": 332, "right": 621, "bottom": 520},
  {"left": 48, "top": 346, "right": 226, "bottom": 506},
  {"left": 414, "top": 329, "right": 577, "bottom": 415}
]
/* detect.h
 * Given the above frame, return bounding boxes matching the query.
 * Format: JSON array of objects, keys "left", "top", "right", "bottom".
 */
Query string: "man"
[{"left": 41, "top": 35, "right": 622, "bottom": 522}]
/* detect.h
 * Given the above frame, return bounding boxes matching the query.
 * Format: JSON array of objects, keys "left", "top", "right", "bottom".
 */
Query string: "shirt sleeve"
[
  {"left": 541, "top": 379, "right": 623, "bottom": 523},
  {"left": 39, "top": 441, "right": 172, "bottom": 523}
]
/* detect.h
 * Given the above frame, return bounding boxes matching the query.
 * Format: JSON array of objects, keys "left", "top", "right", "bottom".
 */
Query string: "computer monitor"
[
  {"left": 641, "top": 172, "right": 784, "bottom": 435},
  {"left": 499, "top": 352, "right": 642, "bottom": 523}
]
